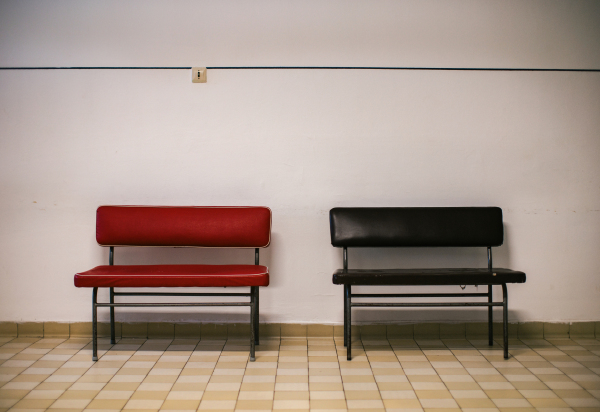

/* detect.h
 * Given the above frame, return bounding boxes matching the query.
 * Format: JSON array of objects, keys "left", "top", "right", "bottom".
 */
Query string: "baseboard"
[{"left": 1, "top": 321, "right": 598, "bottom": 339}]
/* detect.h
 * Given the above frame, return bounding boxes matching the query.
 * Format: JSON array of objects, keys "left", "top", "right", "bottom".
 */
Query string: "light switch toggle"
[{"left": 192, "top": 67, "right": 207, "bottom": 83}]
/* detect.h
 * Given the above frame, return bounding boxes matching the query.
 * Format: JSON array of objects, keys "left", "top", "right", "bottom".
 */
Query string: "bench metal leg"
[
  {"left": 250, "top": 286, "right": 257, "bottom": 362},
  {"left": 253, "top": 249, "right": 260, "bottom": 346},
  {"left": 110, "top": 287, "right": 116, "bottom": 344},
  {"left": 488, "top": 285, "right": 493, "bottom": 346},
  {"left": 254, "top": 287, "right": 260, "bottom": 345},
  {"left": 502, "top": 283, "right": 509, "bottom": 359},
  {"left": 92, "top": 287, "right": 98, "bottom": 361},
  {"left": 345, "top": 285, "right": 351, "bottom": 360},
  {"left": 343, "top": 286, "right": 348, "bottom": 347}
]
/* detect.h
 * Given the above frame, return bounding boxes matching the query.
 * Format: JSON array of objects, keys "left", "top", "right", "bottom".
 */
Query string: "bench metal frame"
[
  {"left": 92, "top": 247, "right": 261, "bottom": 361},
  {"left": 342, "top": 246, "right": 509, "bottom": 360}
]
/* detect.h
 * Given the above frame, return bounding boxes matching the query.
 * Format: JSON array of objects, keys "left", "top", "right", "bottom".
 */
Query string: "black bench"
[{"left": 330, "top": 207, "right": 526, "bottom": 360}]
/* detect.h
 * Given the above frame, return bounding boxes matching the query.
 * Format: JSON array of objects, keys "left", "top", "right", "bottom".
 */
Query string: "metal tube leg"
[
  {"left": 254, "top": 287, "right": 259, "bottom": 345},
  {"left": 502, "top": 283, "right": 509, "bottom": 359},
  {"left": 345, "top": 285, "right": 351, "bottom": 361},
  {"left": 250, "top": 286, "right": 257, "bottom": 362},
  {"left": 92, "top": 287, "right": 98, "bottom": 361},
  {"left": 343, "top": 287, "right": 348, "bottom": 347},
  {"left": 110, "top": 287, "right": 116, "bottom": 344},
  {"left": 488, "top": 285, "right": 493, "bottom": 346}
]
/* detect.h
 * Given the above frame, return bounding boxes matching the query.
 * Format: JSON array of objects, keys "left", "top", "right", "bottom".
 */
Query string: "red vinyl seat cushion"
[{"left": 74, "top": 265, "right": 269, "bottom": 288}]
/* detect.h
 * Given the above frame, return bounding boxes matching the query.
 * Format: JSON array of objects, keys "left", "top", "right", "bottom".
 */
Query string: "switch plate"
[{"left": 191, "top": 67, "right": 207, "bottom": 83}]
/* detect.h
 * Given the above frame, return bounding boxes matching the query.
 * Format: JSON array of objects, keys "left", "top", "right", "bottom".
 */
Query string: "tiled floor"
[{"left": 0, "top": 335, "right": 599, "bottom": 412}]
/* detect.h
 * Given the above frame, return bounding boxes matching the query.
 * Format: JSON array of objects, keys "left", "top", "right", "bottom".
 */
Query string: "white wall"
[{"left": 1, "top": 0, "right": 599, "bottom": 324}]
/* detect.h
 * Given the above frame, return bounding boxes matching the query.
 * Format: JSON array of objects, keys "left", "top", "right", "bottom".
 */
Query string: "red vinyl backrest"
[{"left": 96, "top": 206, "right": 271, "bottom": 247}]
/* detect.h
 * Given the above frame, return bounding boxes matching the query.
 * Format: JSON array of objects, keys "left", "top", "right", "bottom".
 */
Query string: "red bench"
[{"left": 74, "top": 206, "right": 271, "bottom": 361}]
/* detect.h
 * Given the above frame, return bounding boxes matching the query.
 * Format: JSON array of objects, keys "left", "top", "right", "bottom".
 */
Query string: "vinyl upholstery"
[
  {"left": 75, "top": 264, "right": 269, "bottom": 288},
  {"left": 330, "top": 207, "right": 503, "bottom": 247},
  {"left": 96, "top": 206, "right": 271, "bottom": 247}
]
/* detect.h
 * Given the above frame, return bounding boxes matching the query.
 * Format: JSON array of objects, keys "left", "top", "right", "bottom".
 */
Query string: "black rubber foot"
[
  {"left": 250, "top": 356, "right": 256, "bottom": 362},
  {"left": 92, "top": 356, "right": 98, "bottom": 361},
  {"left": 110, "top": 340, "right": 116, "bottom": 344}
]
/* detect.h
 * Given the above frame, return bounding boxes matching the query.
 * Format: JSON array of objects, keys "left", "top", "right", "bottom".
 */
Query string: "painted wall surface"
[{"left": 1, "top": 0, "right": 599, "bottom": 324}]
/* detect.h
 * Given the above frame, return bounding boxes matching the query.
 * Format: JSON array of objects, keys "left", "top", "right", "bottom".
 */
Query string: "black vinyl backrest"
[{"left": 330, "top": 207, "right": 503, "bottom": 247}]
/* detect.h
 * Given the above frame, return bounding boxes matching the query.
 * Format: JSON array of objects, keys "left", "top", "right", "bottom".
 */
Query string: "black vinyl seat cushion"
[{"left": 333, "top": 268, "right": 526, "bottom": 286}]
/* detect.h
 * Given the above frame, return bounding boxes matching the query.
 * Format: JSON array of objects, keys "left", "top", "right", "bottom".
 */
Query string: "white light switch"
[{"left": 191, "top": 67, "right": 207, "bottom": 83}]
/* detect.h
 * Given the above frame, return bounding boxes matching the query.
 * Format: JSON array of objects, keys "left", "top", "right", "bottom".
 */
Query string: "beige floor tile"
[
  {"left": 58, "top": 389, "right": 100, "bottom": 399},
  {"left": 527, "top": 397, "right": 571, "bottom": 408},
  {"left": 377, "top": 382, "right": 413, "bottom": 391},
  {"left": 407, "top": 375, "right": 442, "bottom": 383},
  {"left": 479, "top": 382, "right": 515, "bottom": 390},
  {"left": 444, "top": 381, "right": 480, "bottom": 390},
  {"left": 0, "top": 381, "right": 39, "bottom": 390},
  {"left": 415, "top": 390, "right": 453, "bottom": 399},
  {"left": 49, "top": 398, "right": 92, "bottom": 408},
  {"left": 309, "top": 382, "right": 344, "bottom": 391},
  {"left": 410, "top": 382, "right": 446, "bottom": 390},
  {"left": 419, "top": 398, "right": 460, "bottom": 408},
  {"left": 130, "top": 391, "right": 169, "bottom": 401},
  {"left": 449, "top": 389, "right": 488, "bottom": 398},
  {"left": 172, "top": 382, "right": 208, "bottom": 392},
  {"left": 23, "top": 389, "right": 64, "bottom": 399},
  {"left": 85, "top": 398, "right": 129, "bottom": 409},
  {"left": 552, "top": 389, "right": 594, "bottom": 398},
  {"left": 485, "top": 389, "right": 524, "bottom": 399},
  {"left": 342, "top": 382, "right": 378, "bottom": 391},
  {"left": 514, "top": 381, "right": 552, "bottom": 391},
  {"left": 274, "top": 391, "right": 309, "bottom": 400},
  {"left": 380, "top": 390, "right": 417, "bottom": 399},
  {"left": 10, "top": 398, "right": 55, "bottom": 409},
  {"left": 309, "top": 391, "right": 345, "bottom": 400},
  {"left": 276, "top": 377, "right": 308, "bottom": 384},
  {"left": 160, "top": 399, "right": 201, "bottom": 409},
  {"left": 309, "top": 399, "right": 347, "bottom": 409},
  {"left": 272, "top": 399, "right": 310, "bottom": 409},
  {"left": 123, "top": 398, "right": 164, "bottom": 409},
  {"left": 381, "top": 398, "right": 423, "bottom": 409},
  {"left": 95, "top": 390, "right": 134, "bottom": 399},
  {"left": 207, "top": 376, "right": 242, "bottom": 384},
  {"left": 563, "top": 397, "right": 600, "bottom": 407},
  {"left": 205, "top": 382, "right": 241, "bottom": 391},
  {"left": 240, "top": 382, "right": 274, "bottom": 392},
  {"left": 344, "top": 390, "right": 381, "bottom": 400},
  {"left": 198, "top": 399, "right": 236, "bottom": 409},
  {"left": 137, "top": 382, "right": 173, "bottom": 391},
  {"left": 164, "top": 390, "right": 204, "bottom": 400},
  {"left": 237, "top": 390, "right": 273, "bottom": 400},
  {"left": 243, "top": 376, "right": 276, "bottom": 383},
  {"left": 491, "top": 398, "right": 532, "bottom": 407},
  {"left": 36, "top": 382, "right": 73, "bottom": 390},
  {"left": 519, "top": 389, "right": 558, "bottom": 398},
  {"left": 275, "top": 382, "right": 309, "bottom": 391},
  {"left": 234, "top": 399, "right": 273, "bottom": 409},
  {"left": 0, "top": 388, "right": 29, "bottom": 399},
  {"left": 202, "top": 391, "right": 238, "bottom": 401}
]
